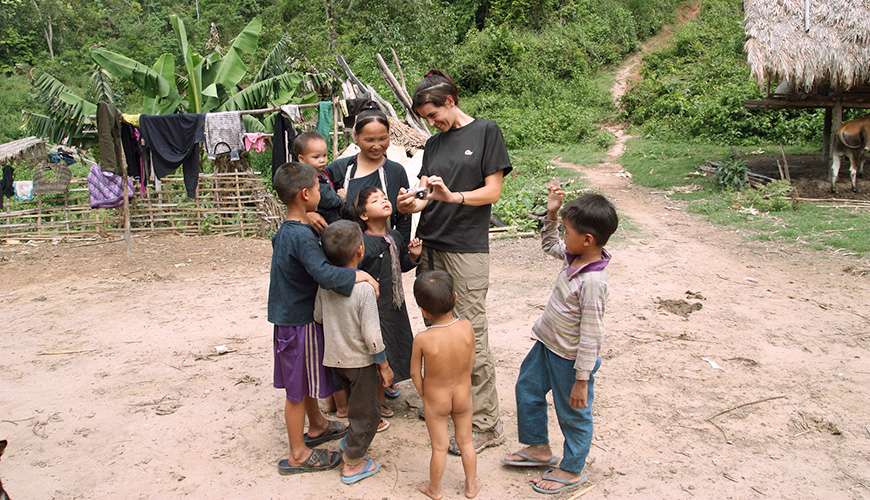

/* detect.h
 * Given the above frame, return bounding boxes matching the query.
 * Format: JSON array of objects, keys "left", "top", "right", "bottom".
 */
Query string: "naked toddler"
[{"left": 410, "top": 270, "right": 479, "bottom": 499}]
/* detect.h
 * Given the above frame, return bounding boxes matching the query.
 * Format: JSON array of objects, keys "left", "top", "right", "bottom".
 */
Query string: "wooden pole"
[
  {"left": 822, "top": 107, "right": 833, "bottom": 161},
  {"left": 121, "top": 160, "right": 132, "bottom": 256},
  {"left": 332, "top": 97, "right": 340, "bottom": 159},
  {"left": 390, "top": 48, "right": 408, "bottom": 92},
  {"left": 831, "top": 100, "right": 844, "bottom": 168},
  {"left": 374, "top": 53, "right": 430, "bottom": 135}
]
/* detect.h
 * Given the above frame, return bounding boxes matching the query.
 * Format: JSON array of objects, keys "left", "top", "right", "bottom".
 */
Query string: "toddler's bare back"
[{"left": 420, "top": 319, "right": 475, "bottom": 392}]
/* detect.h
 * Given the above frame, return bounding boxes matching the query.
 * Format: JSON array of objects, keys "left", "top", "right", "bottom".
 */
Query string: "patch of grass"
[
  {"left": 621, "top": 138, "right": 870, "bottom": 256},
  {"left": 494, "top": 149, "right": 586, "bottom": 232}
]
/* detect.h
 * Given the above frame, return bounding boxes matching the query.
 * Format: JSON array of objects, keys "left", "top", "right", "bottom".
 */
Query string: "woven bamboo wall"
[{"left": 0, "top": 171, "right": 283, "bottom": 241}]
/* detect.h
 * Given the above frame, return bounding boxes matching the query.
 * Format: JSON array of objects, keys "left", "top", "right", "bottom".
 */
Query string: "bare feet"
[
  {"left": 417, "top": 481, "right": 443, "bottom": 499},
  {"left": 464, "top": 479, "right": 480, "bottom": 498}
]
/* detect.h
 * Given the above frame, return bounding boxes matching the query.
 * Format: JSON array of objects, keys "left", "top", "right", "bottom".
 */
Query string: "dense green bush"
[{"left": 621, "top": 0, "right": 822, "bottom": 146}]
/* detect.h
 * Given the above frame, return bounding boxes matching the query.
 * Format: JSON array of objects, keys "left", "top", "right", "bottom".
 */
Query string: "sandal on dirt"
[
  {"left": 530, "top": 470, "right": 588, "bottom": 495},
  {"left": 384, "top": 387, "right": 401, "bottom": 399},
  {"left": 379, "top": 404, "right": 395, "bottom": 418},
  {"left": 502, "top": 450, "right": 561, "bottom": 467},
  {"left": 303, "top": 420, "right": 348, "bottom": 447},
  {"left": 377, "top": 419, "right": 391, "bottom": 433},
  {"left": 341, "top": 457, "right": 381, "bottom": 485},
  {"left": 277, "top": 448, "right": 342, "bottom": 475}
]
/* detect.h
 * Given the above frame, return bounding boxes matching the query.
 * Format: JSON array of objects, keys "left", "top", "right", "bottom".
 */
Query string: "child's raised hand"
[
  {"left": 408, "top": 238, "right": 423, "bottom": 260},
  {"left": 546, "top": 179, "right": 564, "bottom": 214}
]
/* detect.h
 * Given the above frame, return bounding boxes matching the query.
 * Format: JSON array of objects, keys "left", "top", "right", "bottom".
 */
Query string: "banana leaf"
[
  {"left": 218, "top": 72, "right": 303, "bottom": 112},
  {"left": 212, "top": 17, "right": 262, "bottom": 95},
  {"left": 254, "top": 34, "right": 293, "bottom": 83},
  {"left": 91, "top": 48, "right": 173, "bottom": 99},
  {"left": 32, "top": 72, "right": 96, "bottom": 132},
  {"left": 171, "top": 14, "right": 203, "bottom": 113}
]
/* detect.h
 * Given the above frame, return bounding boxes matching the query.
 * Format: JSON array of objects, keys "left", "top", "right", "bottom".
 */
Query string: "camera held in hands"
[{"left": 409, "top": 186, "right": 430, "bottom": 200}]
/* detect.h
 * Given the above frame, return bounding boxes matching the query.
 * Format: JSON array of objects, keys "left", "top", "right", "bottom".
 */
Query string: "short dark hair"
[
  {"left": 414, "top": 271, "right": 455, "bottom": 315},
  {"left": 273, "top": 162, "right": 317, "bottom": 205},
  {"left": 354, "top": 108, "right": 390, "bottom": 135},
  {"left": 292, "top": 132, "right": 326, "bottom": 159},
  {"left": 348, "top": 185, "right": 384, "bottom": 230},
  {"left": 560, "top": 193, "right": 619, "bottom": 246},
  {"left": 413, "top": 69, "right": 459, "bottom": 111},
  {"left": 321, "top": 220, "right": 363, "bottom": 267}
]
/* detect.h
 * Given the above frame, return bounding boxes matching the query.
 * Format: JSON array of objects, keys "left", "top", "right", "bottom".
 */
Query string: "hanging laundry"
[
  {"left": 120, "top": 123, "right": 146, "bottom": 195},
  {"left": 0, "top": 165, "right": 13, "bottom": 209},
  {"left": 13, "top": 181, "right": 34, "bottom": 202},
  {"left": 279, "top": 104, "right": 303, "bottom": 123},
  {"left": 204, "top": 111, "right": 245, "bottom": 160},
  {"left": 121, "top": 113, "right": 140, "bottom": 127},
  {"left": 316, "top": 101, "right": 334, "bottom": 151},
  {"left": 244, "top": 132, "right": 270, "bottom": 153},
  {"left": 87, "top": 164, "right": 135, "bottom": 209},
  {"left": 96, "top": 102, "right": 126, "bottom": 175},
  {"left": 272, "top": 114, "right": 298, "bottom": 181},
  {"left": 139, "top": 113, "right": 205, "bottom": 199}
]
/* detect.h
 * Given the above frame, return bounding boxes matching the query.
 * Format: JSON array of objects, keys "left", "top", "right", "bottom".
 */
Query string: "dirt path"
[{"left": 2, "top": 4, "right": 869, "bottom": 499}]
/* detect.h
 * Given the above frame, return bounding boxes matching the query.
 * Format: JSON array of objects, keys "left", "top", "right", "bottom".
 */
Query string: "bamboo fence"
[{"left": 0, "top": 170, "right": 283, "bottom": 241}]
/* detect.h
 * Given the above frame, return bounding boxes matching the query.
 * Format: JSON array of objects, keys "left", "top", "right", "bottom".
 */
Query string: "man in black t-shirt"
[{"left": 399, "top": 86, "right": 512, "bottom": 455}]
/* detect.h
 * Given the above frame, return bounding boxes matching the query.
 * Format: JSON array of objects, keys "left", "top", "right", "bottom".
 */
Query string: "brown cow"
[{"left": 831, "top": 116, "right": 869, "bottom": 193}]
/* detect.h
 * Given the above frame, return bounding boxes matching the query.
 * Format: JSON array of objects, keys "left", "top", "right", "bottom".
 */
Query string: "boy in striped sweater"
[{"left": 502, "top": 185, "right": 618, "bottom": 495}]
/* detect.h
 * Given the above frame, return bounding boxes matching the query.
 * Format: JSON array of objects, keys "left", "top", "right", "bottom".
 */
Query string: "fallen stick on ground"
[
  {"left": 37, "top": 349, "right": 97, "bottom": 356},
  {"left": 568, "top": 483, "right": 596, "bottom": 499},
  {"left": 706, "top": 395, "right": 787, "bottom": 421}
]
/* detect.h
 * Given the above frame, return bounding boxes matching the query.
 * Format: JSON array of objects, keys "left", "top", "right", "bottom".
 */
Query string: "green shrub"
[
  {"left": 735, "top": 180, "right": 794, "bottom": 212},
  {"left": 622, "top": 0, "right": 822, "bottom": 146},
  {"left": 715, "top": 154, "right": 747, "bottom": 191}
]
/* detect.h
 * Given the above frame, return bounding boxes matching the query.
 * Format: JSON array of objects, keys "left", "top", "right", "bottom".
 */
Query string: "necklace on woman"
[{"left": 427, "top": 317, "right": 460, "bottom": 329}]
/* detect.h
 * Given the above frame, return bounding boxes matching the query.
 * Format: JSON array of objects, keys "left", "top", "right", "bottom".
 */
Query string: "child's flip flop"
[
  {"left": 384, "top": 387, "right": 401, "bottom": 399},
  {"left": 277, "top": 448, "right": 341, "bottom": 475},
  {"left": 340, "top": 457, "right": 381, "bottom": 485},
  {"left": 303, "top": 420, "right": 347, "bottom": 447},
  {"left": 529, "top": 470, "right": 588, "bottom": 495},
  {"left": 502, "top": 450, "right": 561, "bottom": 467}
]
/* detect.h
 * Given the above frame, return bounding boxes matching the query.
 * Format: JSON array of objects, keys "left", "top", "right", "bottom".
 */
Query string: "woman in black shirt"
[
  {"left": 327, "top": 109, "right": 411, "bottom": 244},
  {"left": 396, "top": 70, "right": 512, "bottom": 455}
]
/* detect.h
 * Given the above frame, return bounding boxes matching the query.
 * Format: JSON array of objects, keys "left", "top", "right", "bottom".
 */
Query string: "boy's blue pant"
[{"left": 515, "top": 341, "right": 601, "bottom": 474}]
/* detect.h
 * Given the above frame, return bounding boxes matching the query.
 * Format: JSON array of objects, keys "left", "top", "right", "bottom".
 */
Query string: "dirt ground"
[
  {"left": 3, "top": 3, "right": 870, "bottom": 498},
  {"left": 2, "top": 154, "right": 870, "bottom": 499}
]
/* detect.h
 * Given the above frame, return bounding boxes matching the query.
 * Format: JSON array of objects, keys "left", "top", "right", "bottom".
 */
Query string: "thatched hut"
[{"left": 743, "top": 0, "right": 870, "bottom": 158}]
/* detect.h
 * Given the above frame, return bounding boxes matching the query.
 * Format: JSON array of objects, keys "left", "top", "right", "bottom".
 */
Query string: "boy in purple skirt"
[{"left": 268, "top": 162, "right": 379, "bottom": 475}]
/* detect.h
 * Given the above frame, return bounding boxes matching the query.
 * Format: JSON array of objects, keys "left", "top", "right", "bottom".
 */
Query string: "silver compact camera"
[{"left": 409, "top": 186, "right": 429, "bottom": 199}]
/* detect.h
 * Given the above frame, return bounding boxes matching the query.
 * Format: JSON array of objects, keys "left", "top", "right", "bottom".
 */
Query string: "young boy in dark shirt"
[{"left": 268, "top": 162, "right": 378, "bottom": 475}]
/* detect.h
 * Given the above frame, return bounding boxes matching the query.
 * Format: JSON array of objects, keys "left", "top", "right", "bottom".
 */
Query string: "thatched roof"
[{"left": 744, "top": 0, "right": 870, "bottom": 91}]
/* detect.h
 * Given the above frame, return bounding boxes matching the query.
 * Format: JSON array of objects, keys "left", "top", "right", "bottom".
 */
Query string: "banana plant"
[{"left": 26, "top": 15, "right": 311, "bottom": 141}]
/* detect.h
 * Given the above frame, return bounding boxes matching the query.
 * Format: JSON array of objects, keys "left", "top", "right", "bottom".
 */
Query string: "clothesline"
[{"left": 239, "top": 102, "right": 322, "bottom": 116}]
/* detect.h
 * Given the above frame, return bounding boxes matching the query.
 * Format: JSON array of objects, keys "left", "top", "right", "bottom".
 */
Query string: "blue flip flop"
[
  {"left": 530, "top": 469, "right": 588, "bottom": 495},
  {"left": 384, "top": 387, "right": 401, "bottom": 399},
  {"left": 340, "top": 457, "right": 381, "bottom": 485}
]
